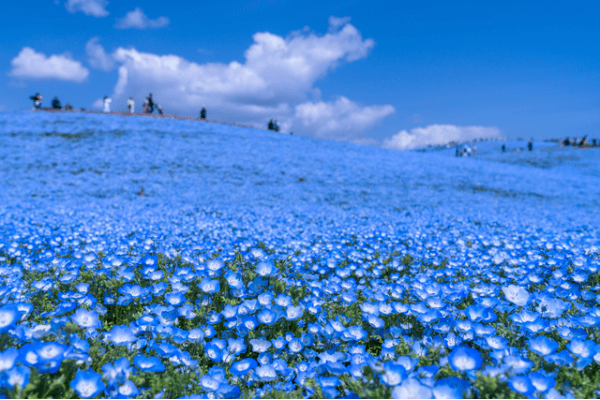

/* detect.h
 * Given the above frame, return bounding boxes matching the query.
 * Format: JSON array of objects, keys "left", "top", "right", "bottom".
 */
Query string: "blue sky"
[{"left": 1, "top": 0, "right": 598, "bottom": 148}]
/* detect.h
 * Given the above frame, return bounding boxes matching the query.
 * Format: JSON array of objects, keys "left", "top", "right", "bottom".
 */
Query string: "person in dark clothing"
[
  {"left": 527, "top": 139, "right": 533, "bottom": 151},
  {"left": 52, "top": 97, "right": 62, "bottom": 110},
  {"left": 200, "top": 107, "right": 207, "bottom": 119},
  {"left": 593, "top": 139, "right": 597, "bottom": 146},
  {"left": 146, "top": 93, "right": 155, "bottom": 113},
  {"left": 268, "top": 119, "right": 274, "bottom": 130},
  {"left": 501, "top": 144, "right": 506, "bottom": 153},
  {"left": 30, "top": 93, "right": 43, "bottom": 109},
  {"left": 564, "top": 137, "right": 570, "bottom": 146}
]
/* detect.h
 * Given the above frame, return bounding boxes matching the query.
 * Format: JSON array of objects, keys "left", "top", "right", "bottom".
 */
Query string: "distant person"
[
  {"left": 29, "top": 93, "right": 43, "bottom": 109},
  {"left": 268, "top": 119, "right": 274, "bottom": 130},
  {"left": 564, "top": 137, "right": 570, "bottom": 146},
  {"left": 200, "top": 107, "right": 207, "bottom": 120},
  {"left": 103, "top": 96, "right": 112, "bottom": 113},
  {"left": 52, "top": 96, "right": 62, "bottom": 110},
  {"left": 143, "top": 99, "right": 149, "bottom": 113},
  {"left": 273, "top": 120, "right": 280, "bottom": 132},
  {"left": 593, "top": 139, "right": 597, "bottom": 146},
  {"left": 502, "top": 144, "right": 506, "bottom": 153},
  {"left": 528, "top": 139, "right": 533, "bottom": 151},
  {"left": 146, "top": 93, "right": 155, "bottom": 113},
  {"left": 64, "top": 104, "right": 73, "bottom": 111},
  {"left": 455, "top": 144, "right": 459, "bottom": 157},
  {"left": 127, "top": 97, "right": 135, "bottom": 113}
]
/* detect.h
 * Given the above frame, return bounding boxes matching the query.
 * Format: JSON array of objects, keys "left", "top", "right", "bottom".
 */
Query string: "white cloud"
[
  {"left": 293, "top": 97, "right": 395, "bottom": 139},
  {"left": 9, "top": 47, "right": 89, "bottom": 82},
  {"left": 65, "top": 0, "right": 109, "bottom": 17},
  {"left": 383, "top": 124, "right": 502, "bottom": 150},
  {"left": 115, "top": 7, "right": 170, "bottom": 29},
  {"left": 105, "top": 18, "right": 388, "bottom": 137},
  {"left": 85, "top": 37, "right": 115, "bottom": 71}
]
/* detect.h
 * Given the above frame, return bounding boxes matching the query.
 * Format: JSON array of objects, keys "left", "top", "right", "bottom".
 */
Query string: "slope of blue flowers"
[{"left": 0, "top": 111, "right": 599, "bottom": 398}]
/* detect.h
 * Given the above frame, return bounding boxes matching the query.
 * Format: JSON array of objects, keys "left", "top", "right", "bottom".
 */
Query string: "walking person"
[
  {"left": 528, "top": 139, "right": 533, "bottom": 151},
  {"left": 146, "top": 93, "right": 154, "bottom": 113},
  {"left": 127, "top": 97, "right": 135, "bottom": 113},
  {"left": 103, "top": 96, "right": 112, "bottom": 113},
  {"left": 29, "top": 93, "right": 43, "bottom": 109},
  {"left": 200, "top": 107, "right": 207, "bottom": 119}
]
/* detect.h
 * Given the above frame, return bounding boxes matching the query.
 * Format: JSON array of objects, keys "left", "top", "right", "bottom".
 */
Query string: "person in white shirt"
[
  {"left": 127, "top": 97, "right": 135, "bottom": 113},
  {"left": 103, "top": 96, "right": 112, "bottom": 113}
]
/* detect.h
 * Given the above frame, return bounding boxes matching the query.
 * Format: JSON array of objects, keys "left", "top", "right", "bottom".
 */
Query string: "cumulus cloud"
[
  {"left": 9, "top": 47, "right": 89, "bottom": 82},
  {"left": 104, "top": 18, "right": 391, "bottom": 138},
  {"left": 293, "top": 97, "right": 395, "bottom": 139},
  {"left": 383, "top": 124, "right": 502, "bottom": 150},
  {"left": 115, "top": 7, "right": 170, "bottom": 29},
  {"left": 85, "top": 37, "right": 115, "bottom": 71},
  {"left": 65, "top": 0, "right": 109, "bottom": 17}
]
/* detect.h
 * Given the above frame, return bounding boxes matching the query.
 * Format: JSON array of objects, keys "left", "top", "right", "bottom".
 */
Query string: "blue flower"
[
  {"left": 70, "top": 370, "right": 105, "bottom": 398},
  {"left": 529, "top": 335, "right": 559, "bottom": 356},
  {"left": 4, "top": 365, "right": 31, "bottom": 389},
  {"left": 230, "top": 358, "right": 258, "bottom": 375},
  {"left": 198, "top": 278, "right": 220, "bottom": 294},
  {"left": 119, "top": 284, "right": 148, "bottom": 299},
  {"left": 502, "top": 285, "right": 530, "bottom": 306},
  {"left": 529, "top": 371, "right": 556, "bottom": 393},
  {"left": 224, "top": 271, "right": 244, "bottom": 289},
  {"left": 227, "top": 338, "right": 247, "bottom": 355},
  {"left": 285, "top": 305, "right": 303, "bottom": 321},
  {"left": 257, "top": 308, "right": 278, "bottom": 325},
  {"left": 341, "top": 325, "right": 367, "bottom": 341},
  {"left": 508, "top": 375, "right": 535, "bottom": 396},
  {"left": 133, "top": 355, "right": 165, "bottom": 372},
  {"left": 205, "top": 343, "right": 223, "bottom": 362},
  {"left": 288, "top": 338, "right": 303, "bottom": 353},
  {"left": 0, "top": 348, "right": 19, "bottom": 372},
  {"left": 391, "top": 378, "right": 432, "bottom": 399},
  {"left": 255, "top": 364, "right": 278, "bottom": 381},
  {"left": 106, "top": 325, "right": 137, "bottom": 346},
  {"left": 102, "top": 357, "right": 132, "bottom": 386},
  {"left": 164, "top": 292, "right": 186, "bottom": 306},
  {"left": 433, "top": 376, "right": 471, "bottom": 399},
  {"left": 448, "top": 346, "right": 483, "bottom": 372},
  {"left": 255, "top": 261, "right": 274, "bottom": 277},
  {"left": 221, "top": 304, "right": 239, "bottom": 319},
  {"left": 567, "top": 339, "right": 596, "bottom": 359},
  {"left": 117, "top": 380, "right": 139, "bottom": 398},
  {"left": 71, "top": 308, "right": 102, "bottom": 330},
  {"left": 0, "top": 305, "right": 21, "bottom": 332}
]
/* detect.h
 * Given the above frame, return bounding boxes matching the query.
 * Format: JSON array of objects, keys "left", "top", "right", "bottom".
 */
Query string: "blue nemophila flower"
[
  {"left": 0, "top": 348, "right": 19, "bottom": 372},
  {"left": 199, "top": 375, "right": 220, "bottom": 391},
  {"left": 70, "top": 370, "right": 105, "bottom": 399},
  {"left": 255, "top": 261, "right": 274, "bottom": 277},
  {"left": 4, "top": 365, "right": 31, "bottom": 389},
  {"left": 139, "top": 255, "right": 158, "bottom": 266},
  {"left": 250, "top": 337, "right": 271, "bottom": 353},
  {"left": 205, "top": 343, "right": 223, "bottom": 362},
  {"left": 485, "top": 336, "right": 509, "bottom": 351},
  {"left": 227, "top": 338, "right": 247, "bottom": 355},
  {"left": 207, "top": 259, "right": 224, "bottom": 273},
  {"left": 34, "top": 342, "right": 67, "bottom": 365},
  {"left": 341, "top": 325, "right": 367, "bottom": 341},
  {"left": 285, "top": 305, "right": 303, "bottom": 321},
  {"left": 231, "top": 358, "right": 258, "bottom": 375},
  {"left": 239, "top": 299, "right": 259, "bottom": 315},
  {"left": 119, "top": 284, "right": 147, "bottom": 299},
  {"left": 178, "top": 304, "right": 196, "bottom": 319},
  {"left": 198, "top": 278, "right": 220, "bottom": 294},
  {"left": 133, "top": 355, "right": 165, "bottom": 372},
  {"left": 392, "top": 378, "right": 432, "bottom": 399},
  {"left": 274, "top": 294, "right": 292, "bottom": 307},
  {"left": 221, "top": 304, "right": 239, "bottom": 319},
  {"left": 117, "top": 380, "right": 139, "bottom": 398},
  {"left": 0, "top": 305, "right": 21, "bottom": 332},
  {"left": 529, "top": 335, "right": 559, "bottom": 356},
  {"left": 102, "top": 358, "right": 132, "bottom": 386},
  {"left": 502, "top": 285, "right": 530, "bottom": 306},
  {"left": 71, "top": 308, "right": 102, "bottom": 330},
  {"left": 165, "top": 292, "right": 185, "bottom": 306},
  {"left": 567, "top": 339, "right": 596, "bottom": 359},
  {"left": 508, "top": 375, "right": 535, "bottom": 396},
  {"left": 106, "top": 325, "right": 137, "bottom": 346},
  {"left": 381, "top": 363, "right": 407, "bottom": 386},
  {"left": 255, "top": 364, "right": 277, "bottom": 381},
  {"left": 366, "top": 315, "right": 385, "bottom": 329},
  {"left": 529, "top": 371, "right": 556, "bottom": 393},
  {"left": 257, "top": 308, "right": 278, "bottom": 325},
  {"left": 433, "top": 376, "right": 471, "bottom": 399},
  {"left": 448, "top": 346, "right": 483, "bottom": 372},
  {"left": 504, "top": 355, "right": 534, "bottom": 374}
]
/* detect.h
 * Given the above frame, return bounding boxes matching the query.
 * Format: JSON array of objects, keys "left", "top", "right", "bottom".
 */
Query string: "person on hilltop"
[
  {"left": 528, "top": 139, "right": 533, "bottom": 151},
  {"left": 273, "top": 120, "right": 280, "bottom": 132},
  {"left": 29, "top": 93, "right": 43, "bottom": 109},
  {"left": 127, "top": 97, "right": 135, "bottom": 113},
  {"left": 200, "top": 107, "right": 207, "bottom": 120},
  {"left": 103, "top": 96, "right": 112, "bottom": 113},
  {"left": 268, "top": 119, "right": 274, "bottom": 130},
  {"left": 52, "top": 96, "right": 62, "bottom": 110},
  {"left": 64, "top": 104, "right": 73, "bottom": 111},
  {"left": 146, "top": 93, "right": 155, "bottom": 113}
]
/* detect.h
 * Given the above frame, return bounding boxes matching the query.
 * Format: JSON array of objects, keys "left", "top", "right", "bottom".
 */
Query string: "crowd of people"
[{"left": 30, "top": 92, "right": 283, "bottom": 132}]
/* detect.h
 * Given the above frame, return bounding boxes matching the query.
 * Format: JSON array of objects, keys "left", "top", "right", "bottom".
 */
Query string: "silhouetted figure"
[
  {"left": 268, "top": 119, "right": 274, "bottom": 130},
  {"left": 127, "top": 97, "right": 135, "bottom": 113},
  {"left": 502, "top": 144, "right": 506, "bottom": 153},
  {"left": 143, "top": 99, "right": 149, "bottom": 113},
  {"left": 157, "top": 105, "right": 163, "bottom": 115},
  {"left": 564, "top": 137, "right": 570, "bottom": 146},
  {"left": 52, "top": 97, "right": 62, "bottom": 110},
  {"left": 146, "top": 93, "right": 155, "bottom": 113},
  {"left": 103, "top": 96, "right": 111, "bottom": 113},
  {"left": 593, "top": 139, "right": 597, "bottom": 146},
  {"left": 29, "top": 93, "right": 43, "bottom": 109},
  {"left": 528, "top": 139, "right": 533, "bottom": 151},
  {"left": 64, "top": 104, "right": 73, "bottom": 111},
  {"left": 455, "top": 144, "right": 459, "bottom": 157},
  {"left": 200, "top": 107, "right": 207, "bottom": 120}
]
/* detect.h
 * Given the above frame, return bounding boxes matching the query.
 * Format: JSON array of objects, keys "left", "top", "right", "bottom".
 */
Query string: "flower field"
[{"left": 0, "top": 111, "right": 599, "bottom": 398}]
